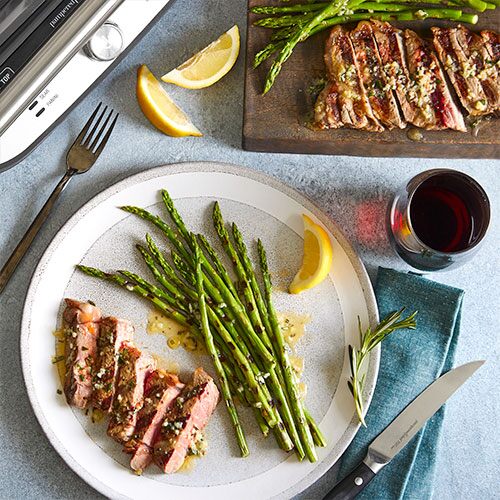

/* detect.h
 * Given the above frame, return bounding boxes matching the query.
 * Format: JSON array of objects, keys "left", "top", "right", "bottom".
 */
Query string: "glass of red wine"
[{"left": 388, "top": 169, "right": 490, "bottom": 272}]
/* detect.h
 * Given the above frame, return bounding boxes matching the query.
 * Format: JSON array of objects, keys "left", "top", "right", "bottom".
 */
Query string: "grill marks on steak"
[
  {"left": 59, "top": 300, "right": 220, "bottom": 474},
  {"left": 462, "top": 29, "right": 499, "bottom": 113},
  {"left": 154, "top": 367, "right": 219, "bottom": 474},
  {"left": 92, "top": 317, "right": 134, "bottom": 412},
  {"left": 371, "top": 20, "right": 416, "bottom": 125},
  {"left": 432, "top": 26, "right": 498, "bottom": 116},
  {"left": 404, "top": 29, "right": 466, "bottom": 131},
  {"left": 325, "top": 26, "right": 383, "bottom": 131},
  {"left": 63, "top": 299, "right": 101, "bottom": 409},
  {"left": 314, "top": 82, "right": 343, "bottom": 129},
  {"left": 315, "top": 20, "right": 498, "bottom": 132},
  {"left": 482, "top": 30, "right": 500, "bottom": 62},
  {"left": 349, "top": 21, "right": 404, "bottom": 129},
  {"left": 481, "top": 31, "right": 500, "bottom": 112},
  {"left": 126, "top": 370, "right": 185, "bottom": 473},
  {"left": 108, "top": 342, "right": 155, "bottom": 444}
]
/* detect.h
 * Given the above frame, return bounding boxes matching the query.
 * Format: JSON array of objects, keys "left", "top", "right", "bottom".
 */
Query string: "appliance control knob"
[{"left": 84, "top": 22, "right": 123, "bottom": 61}]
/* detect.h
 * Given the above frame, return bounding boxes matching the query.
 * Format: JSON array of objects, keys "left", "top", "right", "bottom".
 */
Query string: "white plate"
[{"left": 21, "top": 162, "right": 379, "bottom": 499}]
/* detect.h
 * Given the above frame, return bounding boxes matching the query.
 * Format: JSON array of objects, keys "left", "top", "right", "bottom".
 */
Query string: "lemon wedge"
[
  {"left": 289, "top": 215, "right": 333, "bottom": 294},
  {"left": 161, "top": 25, "right": 240, "bottom": 89},
  {"left": 136, "top": 64, "right": 202, "bottom": 137}
]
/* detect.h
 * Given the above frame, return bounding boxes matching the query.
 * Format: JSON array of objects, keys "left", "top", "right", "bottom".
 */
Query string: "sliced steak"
[
  {"left": 432, "top": 27, "right": 495, "bottom": 116},
  {"left": 153, "top": 367, "right": 219, "bottom": 473},
  {"left": 92, "top": 317, "right": 134, "bottom": 412},
  {"left": 481, "top": 30, "right": 500, "bottom": 63},
  {"left": 349, "top": 21, "right": 405, "bottom": 129},
  {"left": 108, "top": 342, "right": 155, "bottom": 444},
  {"left": 456, "top": 27, "right": 499, "bottom": 113},
  {"left": 62, "top": 299, "right": 101, "bottom": 409},
  {"left": 404, "top": 29, "right": 466, "bottom": 131},
  {"left": 314, "top": 82, "right": 343, "bottom": 129},
  {"left": 125, "top": 370, "right": 185, "bottom": 473},
  {"left": 325, "top": 26, "right": 383, "bottom": 131},
  {"left": 481, "top": 31, "right": 500, "bottom": 112},
  {"left": 371, "top": 20, "right": 420, "bottom": 125}
]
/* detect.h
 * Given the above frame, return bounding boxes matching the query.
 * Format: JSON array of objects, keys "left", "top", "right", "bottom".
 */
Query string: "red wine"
[
  {"left": 410, "top": 179, "right": 478, "bottom": 253},
  {"left": 389, "top": 170, "right": 490, "bottom": 271}
]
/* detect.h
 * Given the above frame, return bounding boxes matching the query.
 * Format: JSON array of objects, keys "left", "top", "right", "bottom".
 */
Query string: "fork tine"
[
  {"left": 83, "top": 105, "right": 108, "bottom": 148},
  {"left": 72, "top": 102, "right": 102, "bottom": 146},
  {"left": 89, "top": 108, "right": 114, "bottom": 152},
  {"left": 93, "top": 112, "right": 119, "bottom": 158}
]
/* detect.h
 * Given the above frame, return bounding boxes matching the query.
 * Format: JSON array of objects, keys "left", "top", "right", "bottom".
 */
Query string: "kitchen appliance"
[{"left": 0, "top": 0, "right": 172, "bottom": 173}]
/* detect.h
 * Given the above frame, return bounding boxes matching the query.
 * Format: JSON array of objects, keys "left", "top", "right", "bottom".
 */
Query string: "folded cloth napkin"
[{"left": 337, "top": 267, "right": 464, "bottom": 500}]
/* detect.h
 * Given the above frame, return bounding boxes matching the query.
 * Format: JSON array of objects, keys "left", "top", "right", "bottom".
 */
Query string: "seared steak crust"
[
  {"left": 349, "top": 21, "right": 405, "bottom": 129},
  {"left": 403, "top": 29, "right": 466, "bottom": 131},
  {"left": 314, "top": 82, "right": 343, "bottom": 129},
  {"left": 92, "top": 317, "right": 134, "bottom": 412},
  {"left": 153, "top": 368, "right": 219, "bottom": 474},
  {"left": 325, "top": 26, "right": 383, "bottom": 131},
  {"left": 126, "top": 370, "right": 185, "bottom": 473},
  {"left": 432, "top": 26, "right": 498, "bottom": 116},
  {"left": 63, "top": 299, "right": 101, "bottom": 409},
  {"left": 366, "top": 20, "right": 418, "bottom": 125},
  {"left": 472, "top": 29, "right": 500, "bottom": 113},
  {"left": 108, "top": 342, "right": 155, "bottom": 444},
  {"left": 481, "top": 30, "right": 500, "bottom": 62},
  {"left": 481, "top": 31, "right": 500, "bottom": 112},
  {"left": 316, "top": 21, "right": 499, "bottom": 132}
]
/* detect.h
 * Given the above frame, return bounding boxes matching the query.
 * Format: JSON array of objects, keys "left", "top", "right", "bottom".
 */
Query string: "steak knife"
[{"left": 323, "top": 360, "right": 485, "bottom": 500}]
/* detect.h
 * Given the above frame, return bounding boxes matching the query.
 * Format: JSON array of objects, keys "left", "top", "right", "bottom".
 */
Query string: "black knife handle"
[{"left": 323, "top": 462, "right": 376, "bottom": 500}]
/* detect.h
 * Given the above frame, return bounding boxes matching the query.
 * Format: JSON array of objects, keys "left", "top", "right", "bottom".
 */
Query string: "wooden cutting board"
[{"left": 243, "top": 1, "right": 500, "bottom": 158}]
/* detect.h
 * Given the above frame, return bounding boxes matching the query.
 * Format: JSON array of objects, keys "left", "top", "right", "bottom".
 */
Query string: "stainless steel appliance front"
[{"left": 0, "top": 0, "right": 172, "bottom": 172}]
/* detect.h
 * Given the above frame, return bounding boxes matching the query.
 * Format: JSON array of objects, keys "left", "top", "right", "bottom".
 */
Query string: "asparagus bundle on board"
[
  {"left": 250, "top": 0, "right": 496, "bottom": 93},
  {"left": 77, "top": 189, "right": 326, "bottom": 460}
]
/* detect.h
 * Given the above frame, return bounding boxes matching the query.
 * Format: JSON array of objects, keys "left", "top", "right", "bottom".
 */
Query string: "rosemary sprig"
[{"left": 348, "top": 308, "right": 418, "bottom": 426}]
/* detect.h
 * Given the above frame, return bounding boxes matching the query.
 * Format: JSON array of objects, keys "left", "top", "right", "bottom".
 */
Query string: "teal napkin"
[{"left": 338, "top": 267, "right": 464, "bottom": 500}]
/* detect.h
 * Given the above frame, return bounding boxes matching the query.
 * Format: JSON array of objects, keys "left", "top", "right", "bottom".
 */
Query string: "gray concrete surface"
[{"left": 0, "top": 0, "right": 498, "bottom": 498}]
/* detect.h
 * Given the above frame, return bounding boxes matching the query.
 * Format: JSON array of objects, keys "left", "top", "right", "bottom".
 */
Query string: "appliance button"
[{"left": 84, "top": 22, "right": 123, "bottom": 62}]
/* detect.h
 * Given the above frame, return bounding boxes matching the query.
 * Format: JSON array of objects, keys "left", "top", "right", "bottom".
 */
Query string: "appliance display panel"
[
  {"left": 0, "top": 1, "right": 48, "bottom": 47},
  {"left": 0, "top": 0, "right": 86, "bottom": 92},
  {"left": 0, "top": 0, "right": 172, "bottom": 173}
]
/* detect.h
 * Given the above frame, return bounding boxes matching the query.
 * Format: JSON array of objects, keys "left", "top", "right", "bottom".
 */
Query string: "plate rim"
[{"left": 20, "top": 161, "right": 379, "bottom": 499}]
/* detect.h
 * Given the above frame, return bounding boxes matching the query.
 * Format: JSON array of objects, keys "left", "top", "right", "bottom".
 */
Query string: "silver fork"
[{"left": 0, "top": 103, "right": 119, "bottom": 294}]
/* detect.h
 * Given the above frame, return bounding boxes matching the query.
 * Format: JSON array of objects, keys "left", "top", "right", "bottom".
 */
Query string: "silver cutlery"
[
  {"left": 0, "top": 103, "right": 118, "bottom": 294},
  {"left": 323, "top": 360, "right": 485, "bottom": 499}
]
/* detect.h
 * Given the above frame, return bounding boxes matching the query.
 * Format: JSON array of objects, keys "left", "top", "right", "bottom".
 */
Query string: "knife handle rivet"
[{"left": 354, "top": 477, "right": 363, "bottom": 486}]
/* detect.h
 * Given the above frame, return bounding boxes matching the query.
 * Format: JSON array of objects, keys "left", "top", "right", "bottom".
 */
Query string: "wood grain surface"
[{"left": 243, "top": 1, "right": 500, "bottom": 158}]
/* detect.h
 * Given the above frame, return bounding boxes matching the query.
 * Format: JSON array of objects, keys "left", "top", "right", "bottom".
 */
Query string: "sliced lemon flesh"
[
  {"left": 136, "top": 64, "right": 202, "bottom": 137},
  {"left": 161, "top": 25, "right": 240, "bottom": 89},
  {"left": 289, "top": 214, "right": 333, "bottom": 294}
]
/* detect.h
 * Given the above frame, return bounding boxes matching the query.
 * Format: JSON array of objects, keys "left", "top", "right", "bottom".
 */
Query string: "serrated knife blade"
[{"left": 323, "top": 360, "right": 485, "bottom": 500}]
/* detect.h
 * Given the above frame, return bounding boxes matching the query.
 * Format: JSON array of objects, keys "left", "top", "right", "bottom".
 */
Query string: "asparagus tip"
[
  {"left": 191, "top": 233, "right": 202, "bottom": 261},
  {"left": 161, "top": 189, "right": 173, "bottom": 205}
]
